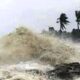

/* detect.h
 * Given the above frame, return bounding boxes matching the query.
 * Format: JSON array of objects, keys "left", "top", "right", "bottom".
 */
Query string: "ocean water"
[{"left": 0, "top": 28, "right": 80, "bottom": 80}]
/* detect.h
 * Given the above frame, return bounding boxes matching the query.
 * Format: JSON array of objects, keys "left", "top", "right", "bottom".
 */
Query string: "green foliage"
[
  {"left": 57, "top": 13, "right": 69, "bottom": 32},
  {"left": 72, "top": 29, "right": 80, "bottom": 38},
  {"left": 75, "top": 11, "right": 80, "bottom": 29}
]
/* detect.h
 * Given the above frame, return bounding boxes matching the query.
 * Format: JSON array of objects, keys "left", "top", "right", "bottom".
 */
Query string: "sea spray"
[
  {"left": 0, "top": 27, "right": 76, "bottom": 65},
  {"left": 0, "top": 61, "right": 53, "bottom": 80},
  {"left": 0, "top": 27, "right": 79, "bottom": 80}
]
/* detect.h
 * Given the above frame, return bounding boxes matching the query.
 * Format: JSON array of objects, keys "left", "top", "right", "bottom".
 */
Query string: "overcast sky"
[{"left": 0, "top": 0, "right": 80, "bottom": 36}]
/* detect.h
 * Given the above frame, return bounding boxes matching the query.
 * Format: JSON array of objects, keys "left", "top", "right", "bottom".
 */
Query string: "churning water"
[{"left": 0, "top": 27, "right": 80, "bottom": 80}]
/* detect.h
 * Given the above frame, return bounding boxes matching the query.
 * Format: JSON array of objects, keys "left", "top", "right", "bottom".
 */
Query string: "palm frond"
[{"left": 57, "top": 13, "right": 69, "bottom": 31}]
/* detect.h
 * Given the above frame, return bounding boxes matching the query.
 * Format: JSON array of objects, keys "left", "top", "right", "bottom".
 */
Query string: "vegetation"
[
  {"left": 57, "top": 13, "right": 69, "bottom": 33},
  {"left": 75, "top": 11, "right": 80, "bottom": 30},
  {"left": 43, "top": 10, "right": 80, "bottom": 41}
]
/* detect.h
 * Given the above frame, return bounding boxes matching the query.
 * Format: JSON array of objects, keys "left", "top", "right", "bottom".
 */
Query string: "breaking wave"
[
  {"left": 0, "top": 27, "right": 77, "bottom": 65},
  {"left": 0, "top": 27, "right": 80, "bottom": 80}
]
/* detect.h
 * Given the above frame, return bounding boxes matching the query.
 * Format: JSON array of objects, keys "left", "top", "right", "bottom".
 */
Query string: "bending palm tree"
[
  {"left": 57, "top": 13, "right": 69, "bottom": 32},
  {"left": 75, "top": 11, "right": 80, "bottom": 30}
]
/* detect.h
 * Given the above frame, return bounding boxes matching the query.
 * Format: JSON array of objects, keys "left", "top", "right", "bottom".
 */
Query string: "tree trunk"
[
  {"left": 59, "top": 21, "right": 62, "bottom": 34},
  {"left": 77, "top": 22, "right": 79, "bottom": 30}
]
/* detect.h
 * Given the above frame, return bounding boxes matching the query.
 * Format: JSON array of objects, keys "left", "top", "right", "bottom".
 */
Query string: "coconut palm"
[
  {"left": 57, "top": 13, "right": 69, "bottom": 32},
  {"left": 75, "top": 11, "right": 80, "bottom": 30}
]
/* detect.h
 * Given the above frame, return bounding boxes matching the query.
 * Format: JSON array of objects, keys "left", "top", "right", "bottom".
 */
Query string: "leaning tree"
[
  {"left": 57, "top": 13, "right": 69, "bottom": 33},
  {"left": 75, "top": 11, "right": 80, "bottom": 30}
]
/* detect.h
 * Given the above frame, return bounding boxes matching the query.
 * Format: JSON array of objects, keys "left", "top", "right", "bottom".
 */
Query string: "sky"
[{"left": 0, "top": 0, "right": 80, "bottom": 36}]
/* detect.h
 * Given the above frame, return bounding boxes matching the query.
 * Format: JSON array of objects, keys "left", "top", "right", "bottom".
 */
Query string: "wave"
[{"left": 0, "top": 27, "right": 78, "bottom": 65}]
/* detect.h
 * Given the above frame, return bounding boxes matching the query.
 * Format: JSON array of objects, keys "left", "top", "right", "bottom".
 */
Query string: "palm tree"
[
  {"left": 57, "top": 13, "right": 69, "bottom": 32},
  {"left": 75, "top": 11, "right": 80, "bottom": 30}
]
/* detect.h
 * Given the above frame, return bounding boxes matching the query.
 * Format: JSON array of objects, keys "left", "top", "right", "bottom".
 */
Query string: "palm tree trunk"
[
  {"left": 60, "top": 21, "right": 62, "bottom": 31},
  {"left": 59, "top": 21, "right": 62, "bottom": 34},
  {"left": 77, "top": 22, "right": 79, "bottom": 30}
]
